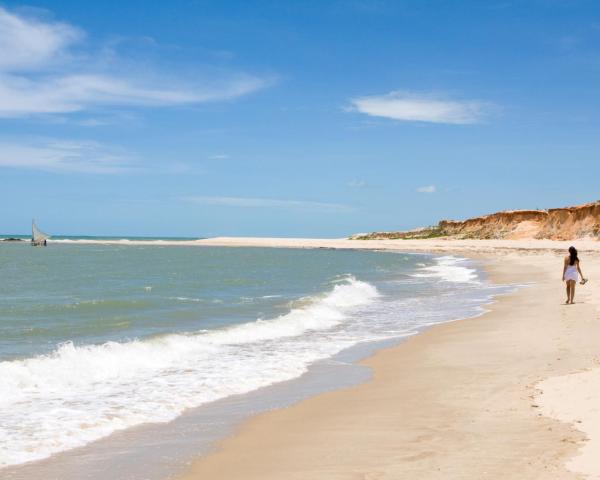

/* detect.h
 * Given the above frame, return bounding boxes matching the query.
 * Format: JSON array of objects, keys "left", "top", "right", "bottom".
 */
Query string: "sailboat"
[{"left": 31, "top": 220, "right": 50, "bottom": 246}]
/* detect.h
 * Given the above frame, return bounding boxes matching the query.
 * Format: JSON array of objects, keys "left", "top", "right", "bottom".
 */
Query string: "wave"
[
  {"left": 209, "top": 278, "right": 378, "bottom": 344},
  {"left": 0, "top": 277, "right": 378, "bottom": 468},
  {"left": 170, "top": 296, "right": 204, "bottom": 303},
  {"left": 411, "top": 256, "right": 479, "bottom": 283}
]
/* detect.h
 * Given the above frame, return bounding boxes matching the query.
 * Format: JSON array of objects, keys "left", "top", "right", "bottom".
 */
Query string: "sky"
[{"left": 1, "top": 0, "right": 600, "bottom": 237}]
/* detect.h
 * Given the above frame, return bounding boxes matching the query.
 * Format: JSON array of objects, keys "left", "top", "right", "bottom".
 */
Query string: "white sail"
[{"left": 32, "top": 220, "right": 50, "bottom": 244}]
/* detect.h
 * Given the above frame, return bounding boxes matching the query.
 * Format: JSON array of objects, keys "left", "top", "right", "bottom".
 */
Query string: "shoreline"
[
  {"left": 3, "top": 335, "right": 391, "bottom": 480},
  {"left": 5, "top": 239, "right": 600, "bottom": 478},
  {"left": 175, "top": 246, "right": 600, "bottom": 480},
  {"left": 4, "top": 250, "right": 499, "bottom": 480}
]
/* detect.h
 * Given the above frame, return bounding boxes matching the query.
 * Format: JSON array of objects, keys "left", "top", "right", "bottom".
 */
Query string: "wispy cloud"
[
  {"left": 208, "top": 153, "right": 229, "bottom": 160},
  {"left": 347, "top": 179, "right": 366, "bottom": 188},
  {"left": 0, "top": 7, "right": 273, "bottom": 118},
  {"left": 349, "top": 90, "right": 489, "bottom": 124},
  {"left": 416, "top": 185, "right": 436, "bottom": 193},
  {"left": 0, "top": 6, "right": 82, "bottom": 70},
  {"left": 0, "top": 139, "right": 134, "bottom": 173},
  {"left": 0, "top": 72, "right": 270, "bottom": 117},
  {"left": 182, "top": 196, "right": 354, "bottom": 213}
]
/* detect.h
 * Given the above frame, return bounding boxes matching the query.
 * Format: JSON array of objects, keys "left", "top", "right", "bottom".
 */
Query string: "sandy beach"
[
  {"left": 165, "top": 238, "right": 600, "bottom": 480},
  {"left": 8, "top": 236, "right": 600, "bottom": 478},
  {"left": 50, "top": 236, "right": 600, "bottom": 254}
]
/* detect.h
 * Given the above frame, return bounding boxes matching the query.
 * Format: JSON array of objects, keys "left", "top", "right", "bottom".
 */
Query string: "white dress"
[{"left": 565, "top": 264, "right": 579, "bottom": 282}]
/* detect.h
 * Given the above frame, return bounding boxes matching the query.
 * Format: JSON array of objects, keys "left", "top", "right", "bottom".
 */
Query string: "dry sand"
[
  {"left": 164, "top": 239, "right": 600, "bottom": 480},
  {"left": 52, "top": 236, "right": 600, "bottom": 253},
  {"left": 538, "top": 369, "right": 600, "bottom": 480}
]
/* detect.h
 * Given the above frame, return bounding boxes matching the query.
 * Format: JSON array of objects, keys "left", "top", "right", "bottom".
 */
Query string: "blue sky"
[{"left": 1, "top": 0, "right": 599, "bottom": 237}]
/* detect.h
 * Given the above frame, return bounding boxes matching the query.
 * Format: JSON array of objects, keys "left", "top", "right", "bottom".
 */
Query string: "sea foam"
[
  {"left": 411, "top": 255, "right": 479, "bottom": 283},
  {"left": 0, "top": 277, "right": 378, "bottom": 468}
]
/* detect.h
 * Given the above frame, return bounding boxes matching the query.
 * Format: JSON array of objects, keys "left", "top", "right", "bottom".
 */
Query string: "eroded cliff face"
[{"left": 354, "top": 201, "right": 600, "bottom": 240}]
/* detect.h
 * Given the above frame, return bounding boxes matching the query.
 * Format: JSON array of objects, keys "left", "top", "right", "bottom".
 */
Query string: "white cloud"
[
  {"left": 0, "top": 72, "right": 270, "bottom": 117},
  {"left": 0, "top": 7, "right": 81, "bottom": 70},
  {"left": 0, "top": 7, "right": 272, "bottom": 117},
  {"left": 416, "top": 185, "right": 436, "bottom": 193},
  {"left": 349, "top": 91, "right": 488, "bottom": 124},
  {"left": 347, "top": 179, "right": 366, "bottom": 188},
  {"left": 0, "top": 140, "right": 134, "bottom": 173},
  {"left": 208, "top": 153, "right": 229, "bottom": 160},
  {"left": 183, "top": 196, "right": 354, "bottom": 213}
]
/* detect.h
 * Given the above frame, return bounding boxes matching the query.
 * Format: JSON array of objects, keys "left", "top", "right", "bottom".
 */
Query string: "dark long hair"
[{"left": 569, "top": 246, "right": 578, "bottom": 266}]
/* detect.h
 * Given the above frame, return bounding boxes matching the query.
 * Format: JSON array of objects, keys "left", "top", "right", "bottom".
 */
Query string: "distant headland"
[{"left": 352, "top": 201, "right": 600, "bottom": 241}]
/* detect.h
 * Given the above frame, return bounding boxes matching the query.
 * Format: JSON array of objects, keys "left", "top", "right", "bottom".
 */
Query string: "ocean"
[{"left": 0, "top": 242, "right": 509, "bottom": 475}]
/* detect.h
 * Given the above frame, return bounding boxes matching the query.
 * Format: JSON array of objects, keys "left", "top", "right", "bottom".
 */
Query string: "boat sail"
[{"left": 31, "top": 220, "right": 50, "bottom": 246}]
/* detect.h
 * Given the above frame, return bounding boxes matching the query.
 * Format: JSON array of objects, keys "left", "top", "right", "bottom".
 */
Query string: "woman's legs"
[
  {"left": 567, "top": 280, "right": 576, "bottom": 304},
  {"left": 566, "top": 281, "right": 571, "bottom": 303}
]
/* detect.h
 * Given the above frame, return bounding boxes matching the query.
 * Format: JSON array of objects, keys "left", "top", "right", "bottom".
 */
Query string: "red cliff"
[{"left": 353, "top": 201, "right": 600, "bottom": 240}]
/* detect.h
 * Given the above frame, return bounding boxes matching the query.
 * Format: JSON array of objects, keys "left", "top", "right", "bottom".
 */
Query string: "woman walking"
[{"left": 563, "top": 246, "right": 586, "bottom": 304}]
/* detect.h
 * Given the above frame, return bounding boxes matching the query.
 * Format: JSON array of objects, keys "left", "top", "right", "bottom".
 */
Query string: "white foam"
[
  {"left": 411, "top": 256, "right": 479, "bottom": 283},
  {"left": 0, "top": 277, "right": 378, "bottom": 468},
  {"left": 171, "top": 296, "right": 203, "bottom": 302}
]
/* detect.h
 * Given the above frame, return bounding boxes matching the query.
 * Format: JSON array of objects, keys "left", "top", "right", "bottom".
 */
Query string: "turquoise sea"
[{"left": 0, "top": 242, "right": 507, "bottom": 471}]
